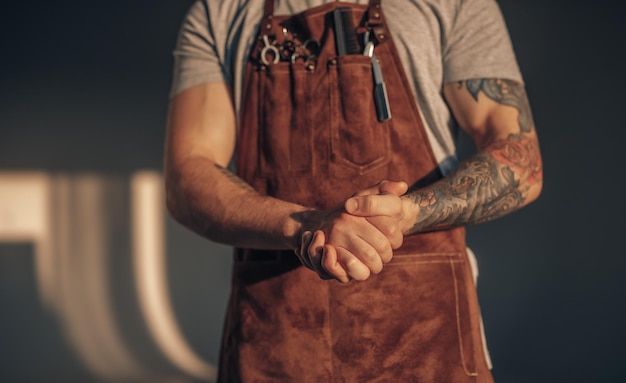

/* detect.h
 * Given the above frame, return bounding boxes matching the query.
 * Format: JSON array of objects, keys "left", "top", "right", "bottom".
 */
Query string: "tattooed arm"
[{"left": 345, "top": 79, "right": 543, "bottom": 234}]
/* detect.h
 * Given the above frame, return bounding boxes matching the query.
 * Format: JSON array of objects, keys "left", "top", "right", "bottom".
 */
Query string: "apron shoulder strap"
[
  {"left": 264, "top": 0, "right": 275, "bottom": 18},
  {"left": 366, "top": 0, "right": 387, "bottom": 44},
  {"left": 260, "top": 0, "right": 275, "bottom": 36}
]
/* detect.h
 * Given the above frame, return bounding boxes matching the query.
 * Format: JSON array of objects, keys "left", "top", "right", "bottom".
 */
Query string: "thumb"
[
  {"left": 344, "top": 193, "right": 403, "bottom": 217},
  {"left": 378, "top": 180, "right": 408, "bottom": 196}
]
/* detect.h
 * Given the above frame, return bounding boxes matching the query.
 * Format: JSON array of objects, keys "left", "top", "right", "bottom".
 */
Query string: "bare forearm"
[{"left": 165, "top": 156, "right": 307, "bottom": 250}]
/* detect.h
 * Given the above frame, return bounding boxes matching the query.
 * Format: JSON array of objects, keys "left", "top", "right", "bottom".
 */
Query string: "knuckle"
[
  {"left": 380, "top": 247, "right": 393, "bottom": 263},
  {"left": 345, "top": 257, "right": 360, "bottom": 270},
  {"left": 361, "top": 248, "right": 379, "bottom": 264},
  {"left": 387, "top": 223, "right": 399, "bottom": 238},
  {"left": 372, "top": 236, "right": 390, "bottom": 253},
  {"left": 386, "top": 227, "right": 403, "bottom": 249}
]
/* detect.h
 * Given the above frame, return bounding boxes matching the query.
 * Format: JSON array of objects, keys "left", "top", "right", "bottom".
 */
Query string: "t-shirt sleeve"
[
  {"left": 169, "top": 0, "right": 225, "bottom": 98},
  {"left": 443, "top": 0, "right": 523, "bottom": 85}
]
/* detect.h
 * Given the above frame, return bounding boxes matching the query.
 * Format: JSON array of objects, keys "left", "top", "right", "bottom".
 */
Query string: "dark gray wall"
[
  {"left": 468, "top": 1, "right": 626, "bottom": 382},
  {"left": 1, "top": 0, "right": 625, "bottom": 382}
]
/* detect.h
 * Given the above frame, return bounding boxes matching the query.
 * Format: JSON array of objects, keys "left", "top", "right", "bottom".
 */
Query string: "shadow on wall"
[{"left": 0, "top": 171, "right": 232, "bottom": 383}]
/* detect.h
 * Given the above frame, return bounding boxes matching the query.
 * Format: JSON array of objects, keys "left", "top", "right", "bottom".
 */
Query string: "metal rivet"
[
  {"left": 379, "top": 34, "right": 385, "bottom": 40},
  {"left": 329, "top": 58, "right": 337, "bottom": 65},
  {"left": 306, "top": 64, "right": 315, "bottom": 71},
  {"left": 266, "top": 23, "right": 272, "bottom": 30},
  {"left": 374, "top": 12, "right": 380, "bottom": 18}
]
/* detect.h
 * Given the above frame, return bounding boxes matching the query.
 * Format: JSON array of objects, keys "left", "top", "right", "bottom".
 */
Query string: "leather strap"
[
  {"left": 366, "top": 0, "right": 387, "bottom": 44},
  {"left": 263, "top": 0, "right": 385, "bottom": 18},
  {"left": 263, "top": 0, "right": 275, "bottom": 17},
  {"left": 261, "top": 0, "right": 275, "bottom": 36},
  {"left": 261, "top": 0, "right": 388, "bottom": 43}
]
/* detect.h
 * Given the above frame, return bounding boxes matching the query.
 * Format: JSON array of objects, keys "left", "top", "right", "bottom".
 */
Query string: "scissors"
[
  {"left": 279, "top": 28, "right": 298, "bottom": 61},
  {"left": 260, "top": 34, "right": 280, "bottom": 65}
]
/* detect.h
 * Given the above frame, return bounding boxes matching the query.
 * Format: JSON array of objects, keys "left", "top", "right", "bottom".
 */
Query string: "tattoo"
[
  {"left": 214, "top": 164, "right": 256, "bottom": 192},
  {"left": 490, "top": 133, "right": 543, "bottom": 186},
  {"left": 407, "top": 79, "right": 542, "bottom": 233},
  {"left": 465, "top": 78, "right": 534, "bottom": 133},
  {"left": 408, "top": 143, "right": 526, "bottom": 231}
]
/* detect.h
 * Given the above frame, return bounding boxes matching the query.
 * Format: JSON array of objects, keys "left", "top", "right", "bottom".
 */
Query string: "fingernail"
[{"left": 346, "top": 199, "right": 358, "bottom": 212}]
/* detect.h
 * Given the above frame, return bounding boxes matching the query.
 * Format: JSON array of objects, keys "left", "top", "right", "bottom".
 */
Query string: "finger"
[
  {"left": 355, "top": 233, "right": 391, "bottom": 269},
  {"left": 339, "top": 233, "right": 385, "bottom": 275},
  {"left": 327, "top": 213, "right": 390, "bottom": 272},
  {"left": 308, "top": 230, "right": 333, "bottom": 279},
  {"left": 336, "top": 247, "right": 371, "bottom": 281},
  {"left": 351, "top": 180, "right": 407, "bottom": 197},
  {"left": 345, "top": 194, "right": 403, "bottom": 217},
  {"left": 366, "top": 215, "right": 403, "bottom": 253},
  {"left": 352, "top": 181, "right": 388, "bottom": 197},
  {"left": 298, "top": 231, "right": 314, "bottom": 270},
  {"left": 378, "top": 180, "right": 408, "bottom": 196},
  {"left": 321, "top": 244, "right": 349, "bottom": 283}
]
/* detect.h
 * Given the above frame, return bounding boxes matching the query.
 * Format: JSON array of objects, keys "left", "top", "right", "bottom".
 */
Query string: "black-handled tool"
[
  {"left": 333, "top": 7, "right": 360, "bottom": 55},
  {"left": 364, "top": 34, "right": 392, "bottom": 122}
]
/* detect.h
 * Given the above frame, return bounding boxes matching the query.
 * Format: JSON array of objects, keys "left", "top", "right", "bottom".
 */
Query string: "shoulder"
[{"left": 182, "top": 0, "right": 261, "bottom": 35}]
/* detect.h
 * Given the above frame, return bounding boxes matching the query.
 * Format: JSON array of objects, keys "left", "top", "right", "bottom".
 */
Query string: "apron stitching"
[
  {"left": 451, "top": 258, "right": 479, "bottom": 377},
  {"left": 386, "top": 260, "right": 463, "bottom": 266},
  {"left": 393, "top": 252, "right": 462, "bottom": 257}
]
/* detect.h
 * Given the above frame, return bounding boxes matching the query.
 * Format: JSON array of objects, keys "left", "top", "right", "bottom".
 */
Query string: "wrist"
[
  {"left": 399, "top": 195, "right": 419, "bottom": 235},
  {"left": 281, "top": 208, "right": 316, "bottom": 250}
]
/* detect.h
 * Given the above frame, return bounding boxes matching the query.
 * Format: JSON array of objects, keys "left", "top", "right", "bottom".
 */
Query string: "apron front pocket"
[{"left": 328, "top": 252, "right": 479, "bottom": 381}]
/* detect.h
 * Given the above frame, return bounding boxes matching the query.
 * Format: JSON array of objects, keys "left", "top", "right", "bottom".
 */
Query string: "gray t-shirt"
[{"left": 170, "top": 0, "right": 522, "bottom": 174}]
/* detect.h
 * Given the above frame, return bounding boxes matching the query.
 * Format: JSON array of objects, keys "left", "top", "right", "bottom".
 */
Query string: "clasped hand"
[{"left": 295, "top": 180, "right": 411, "bottom": 283}]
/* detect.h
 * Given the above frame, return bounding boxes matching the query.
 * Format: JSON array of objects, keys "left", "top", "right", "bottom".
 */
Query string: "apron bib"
[{"left": 219, "top": 1, "right": 494, "bottom": 381}]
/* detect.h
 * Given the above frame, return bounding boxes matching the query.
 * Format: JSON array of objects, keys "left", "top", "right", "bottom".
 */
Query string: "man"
[{"left": 165, "top": 0, "right": 542, "bottom": 382}]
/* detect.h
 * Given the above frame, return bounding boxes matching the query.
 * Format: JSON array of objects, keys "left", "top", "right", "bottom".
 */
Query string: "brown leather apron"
[{"left": 219, "top": 1, "right": 494, "bottom": 382}]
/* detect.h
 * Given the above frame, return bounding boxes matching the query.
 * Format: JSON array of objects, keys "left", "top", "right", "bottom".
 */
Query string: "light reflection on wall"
[
  {"left": 0, "top": 171, "right": 216, "bottom": 382},
  {"left": 0, "top": 173, "right": 54, "bottom": 309},
  {"left": 131, "top": 172, "right": 216, "bottom": 380}
]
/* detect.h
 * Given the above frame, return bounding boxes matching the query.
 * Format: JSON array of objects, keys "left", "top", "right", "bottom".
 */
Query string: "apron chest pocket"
[{"left": 328, "top": 55, "right": 391, "bottom": 176}]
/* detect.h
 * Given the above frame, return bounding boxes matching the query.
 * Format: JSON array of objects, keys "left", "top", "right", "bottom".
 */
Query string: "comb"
[{"left": 333, "top": 7, "right": 360, "bottom": 55}]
